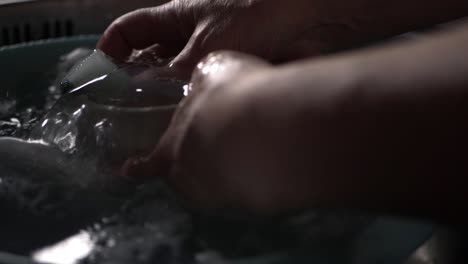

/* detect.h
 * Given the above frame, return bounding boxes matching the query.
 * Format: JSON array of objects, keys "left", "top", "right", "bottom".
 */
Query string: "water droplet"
[{"left": 183, "top": 84, "right": 193, "bottom": 96}]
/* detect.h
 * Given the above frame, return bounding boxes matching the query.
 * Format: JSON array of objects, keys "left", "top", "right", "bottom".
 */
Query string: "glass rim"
[{"left": 91, "top": 103, "right": 178, "bottom": 112}]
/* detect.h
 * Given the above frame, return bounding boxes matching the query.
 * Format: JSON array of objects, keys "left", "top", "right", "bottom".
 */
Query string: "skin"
[
  {"left": 122, "top": 22, "right": 468, "bottom": 224},
  {"left": 97, "top": 0, "right": 468, "bottom": 78},
  {"left": 98, "top": 1, "right": 468, "bottom": 222}
]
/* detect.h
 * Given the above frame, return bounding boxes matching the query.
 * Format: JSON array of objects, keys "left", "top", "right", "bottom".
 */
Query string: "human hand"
[
  {"left": 98, "top": 0, "right": 468, "bottom": 79},
  {"left": 121, "top": 51, "right": 316, "bottom": 213},
  {"left": 97, "top": 0, "right": 345, "bottom": 78},
  {"left": 122, "top": 20, "right": 468, "bottom": 221}
]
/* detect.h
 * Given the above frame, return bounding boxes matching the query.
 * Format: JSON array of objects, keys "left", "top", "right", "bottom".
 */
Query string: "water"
[{"left": 0, "top": 48, "right": 376, "bottom": 264}]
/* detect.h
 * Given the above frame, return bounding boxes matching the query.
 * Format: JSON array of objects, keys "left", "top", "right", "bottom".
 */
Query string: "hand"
[
  {"left": 98, "top": 0, "right": 468, "bottom": 79},
  {"left": 97, "top": 0, "right": 324, "bottom": 76},
  {"left": 124, "top": 20, "right": 468, "bottom": 221},
  {"left": 121, "top": 51, "right": 313, "bottom": 213}
]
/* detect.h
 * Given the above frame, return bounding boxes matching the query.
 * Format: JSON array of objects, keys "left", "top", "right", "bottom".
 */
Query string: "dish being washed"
[{"left": 27, "top": 50, "right": 185, "bottom": 185}]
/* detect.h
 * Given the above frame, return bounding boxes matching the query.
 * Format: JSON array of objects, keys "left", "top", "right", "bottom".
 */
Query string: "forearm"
[
  {"left": 291, "top": 0, "right": 468, "bottom": 52},
  {"left": 257, "top": 21, "right": 468, "bottom": 222}
]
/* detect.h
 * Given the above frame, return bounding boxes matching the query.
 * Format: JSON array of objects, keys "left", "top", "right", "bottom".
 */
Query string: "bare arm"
[
  {"left": 251, "top": 20, "right": 468, "bottom": 222},
  {"left": 125, "top": 20, "right": 468, "bottom": 224},
  {"left": 97, "top": 0, "right": 468, "bottom": 71},
  {"left": 294, "top": 0, "right": 468, "bottom": 52}
]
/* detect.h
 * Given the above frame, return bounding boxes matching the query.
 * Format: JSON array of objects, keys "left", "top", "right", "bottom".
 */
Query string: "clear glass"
[{"left": 30, "top": 59, "right": 185, "bottom": 176}]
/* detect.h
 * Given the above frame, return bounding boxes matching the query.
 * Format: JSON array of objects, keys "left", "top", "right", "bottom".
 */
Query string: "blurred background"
[{"left": 0, "top": 0, "right": 169, "bottom": 47}]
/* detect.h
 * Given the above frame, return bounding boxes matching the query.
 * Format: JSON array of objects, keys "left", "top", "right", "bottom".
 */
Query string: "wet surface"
[{"left": 0, "top": 48, "right": 378, "bottom": 264}]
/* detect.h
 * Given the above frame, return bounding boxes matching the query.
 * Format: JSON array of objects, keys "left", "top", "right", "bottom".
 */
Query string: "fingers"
[
  {"left": 128, "top": 43, "right": 176, "bottom": 65},
  {"left": 121, "top": 51, "right": 272, "bottom": 210},
  {"left": 190, "top": 50, "right": 271, "bottom": 90},
  {"left": 97, "top": 3, "right": 189, "bottom": 61},
  {"left": 121, "top": 91, "right": 197, "bottom": 181},
  {"left": 121, "top": 51, "right": 269, "bottom": 182},
  {"left": 121, "top": 84, "right": 198, "bottom": 180}
]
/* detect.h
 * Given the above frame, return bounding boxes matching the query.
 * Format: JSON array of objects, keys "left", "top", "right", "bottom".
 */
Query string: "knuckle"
[{"left": 191, "top": 52, "right": 228, "bottom": 87}]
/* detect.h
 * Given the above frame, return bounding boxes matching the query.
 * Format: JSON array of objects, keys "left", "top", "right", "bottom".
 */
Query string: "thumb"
[
  {"left": 167, "top": 31, "right": 204, "bottom": 75},
  {"left": 190, "top": 50, "right": 271, "bottom": 90}
]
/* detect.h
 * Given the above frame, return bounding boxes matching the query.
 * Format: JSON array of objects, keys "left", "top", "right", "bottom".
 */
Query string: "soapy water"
[
  {"left": 3, "top": 49, "right": 185, "bottom": 172},
  {"left": 0, "top": 49, "right": 185, "bottom": 192},
  {"left": 0, "top": 48, "right": 184, "bottom": 178},
  {"left": 0, "top": 49, "right": 93, "bottom": 138}
]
